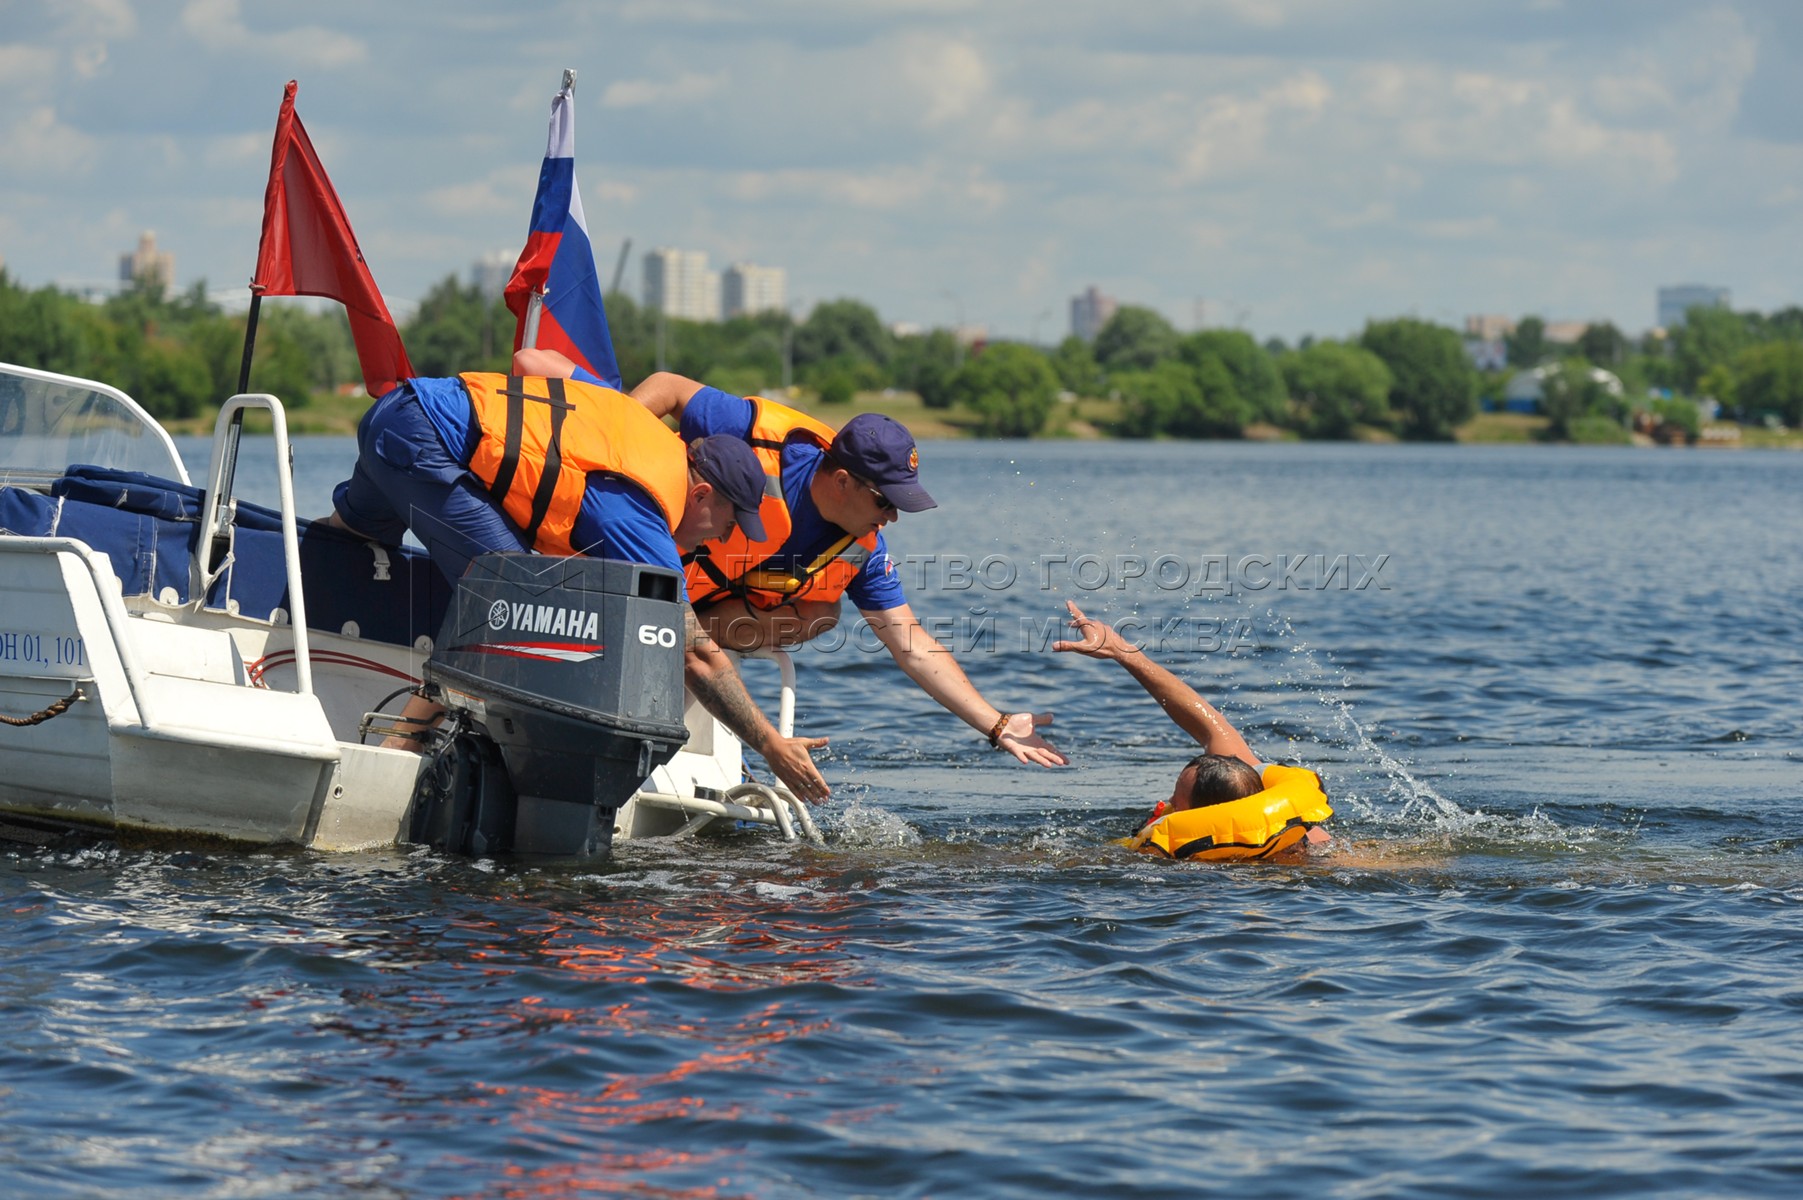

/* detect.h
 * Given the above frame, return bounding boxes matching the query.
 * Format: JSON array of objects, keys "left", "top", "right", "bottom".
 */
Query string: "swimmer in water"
[{"left": 1051, "top": 601, "right": 1332, "bottom": 858}]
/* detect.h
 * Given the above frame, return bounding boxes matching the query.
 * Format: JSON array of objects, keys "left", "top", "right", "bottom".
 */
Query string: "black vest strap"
[
  {"left": 688, "top": 545, "right": 742, "bottom": 599},
  {"left": 484, "top": 376, "right": 575, "bottom": 546},
  {"left": 522, "top": 376, "right": 569, "bottom": 544},
  {"left": 484, "top": 374, "right": 527, "bottom": 506}
]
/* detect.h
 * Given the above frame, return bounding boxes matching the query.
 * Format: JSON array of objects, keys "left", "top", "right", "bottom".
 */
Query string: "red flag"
[{"left": 251, "top": 80, "right": 413, "bottom": 397}]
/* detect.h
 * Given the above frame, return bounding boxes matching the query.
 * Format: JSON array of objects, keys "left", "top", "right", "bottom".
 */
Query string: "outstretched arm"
[
  {"left": 861, "top": 602, "right": 1066, "bottom": 767},
  {"left": 682, "top": 608, "right": 832, "bottom": 801},
  {"left": 631, "top": 372, "right": 707, "bottom": 420},
  {"left": 1051, "top": 601, "right": 1259, "bottom": 767}
]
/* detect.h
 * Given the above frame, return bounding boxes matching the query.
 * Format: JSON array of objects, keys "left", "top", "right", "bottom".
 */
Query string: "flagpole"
[
  {"left": 208, "top": 287, "right": 262, "bottom": 576},
  {"left": 236, "top": 290, "right": 263, "bottom": 394},
  {"left": 519, "top": 69, "right": 575, "bottom": 353}
]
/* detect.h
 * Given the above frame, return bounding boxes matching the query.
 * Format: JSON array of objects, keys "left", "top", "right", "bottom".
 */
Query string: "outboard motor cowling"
[{"left": 411, "top": 553, "right": 689, "bottom": 859}]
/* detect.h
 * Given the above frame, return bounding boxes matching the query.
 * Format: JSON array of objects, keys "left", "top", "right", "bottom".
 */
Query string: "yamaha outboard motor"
[{"left": 409, "top": 553, "right": 689, "bottom": 860}]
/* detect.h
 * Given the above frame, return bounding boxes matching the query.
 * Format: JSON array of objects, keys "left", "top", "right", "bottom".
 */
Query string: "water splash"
[
  {"left": 1258, "top": 607, "right": 1462, "bottom": 822},
  {"left": 824, "top": 802, "right": 923, "bottom": 848}
]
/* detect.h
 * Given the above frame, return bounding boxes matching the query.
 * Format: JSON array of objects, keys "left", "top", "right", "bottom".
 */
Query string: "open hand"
[
  {"left": 1050, "top": 601, "right": 1139, "bottom": 662},
  {"left": 763, "top": 735, "right": 831, "bottom": 803},
  {"left": 996, "top": 711, "right": 1067, "bottom": 767}
]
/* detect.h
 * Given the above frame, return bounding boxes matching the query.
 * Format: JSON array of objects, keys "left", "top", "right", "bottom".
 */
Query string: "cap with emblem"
[
  {"left": 827, "top": 413, "right": 936, "bottom": 512},
  {"left": 688, "top": 435, "right": 768, "bottom": 541}
]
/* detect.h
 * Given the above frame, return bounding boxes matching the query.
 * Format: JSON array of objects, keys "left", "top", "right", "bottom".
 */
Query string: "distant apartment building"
[
  {"left": 1657, "top": 284, "right": 1730, "bottom": 330},
  {"left": 722, "top": 262, "right": 786, "bottom": 319},
  {"left": 644, "top": 247, "right": 719, "bottom": 322},
  {"left": 1542, "top": 319, "right": 1596, "bottom": 344},
  {"left": 119, "top": 231, "right": 174, "bottom": 291},
  {"left": 470, "top": 250, "right": 515, "bottom": 300},
  {"left": 1070, "top": 285, "right": 1117, "bottom": 341},
  {"left": 1464, "top": 314, "right": 1515, "bottom": 340}
]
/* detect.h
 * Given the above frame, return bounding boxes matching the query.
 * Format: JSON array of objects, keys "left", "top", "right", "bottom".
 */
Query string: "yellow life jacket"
[
  {"left": 684, "top": 396, "right": 878, "bottom": 609},
  {"left": 1124, "top": 764, "right": 1332, "bottom": 862},
  {"left": 459, "top": 373, "right": 689, "bottom": 557}
]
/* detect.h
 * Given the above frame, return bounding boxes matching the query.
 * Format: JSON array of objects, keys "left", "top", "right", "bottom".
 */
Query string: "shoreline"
[{"left": 170, "top": 390, "right": 1803, "bottom": 450}]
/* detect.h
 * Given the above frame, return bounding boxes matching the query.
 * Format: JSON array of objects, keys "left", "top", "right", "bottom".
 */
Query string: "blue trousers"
[{"left": 332, "top": 385, "right": 529, "bottom": 583}]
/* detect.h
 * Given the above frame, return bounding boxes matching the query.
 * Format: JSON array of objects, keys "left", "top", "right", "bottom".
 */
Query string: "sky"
[{"left": 3, "top": 0, "right": 1801, "bottom": 344}]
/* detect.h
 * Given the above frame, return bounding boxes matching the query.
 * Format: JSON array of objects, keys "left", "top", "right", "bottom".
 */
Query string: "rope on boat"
[{"left": 0, "top": 685, "right": 86, "bottom": 727}]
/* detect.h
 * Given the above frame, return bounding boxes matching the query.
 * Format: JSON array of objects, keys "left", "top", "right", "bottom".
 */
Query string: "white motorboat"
[{"left": 0, "top": 362, "right": 815, "bottom": 857}]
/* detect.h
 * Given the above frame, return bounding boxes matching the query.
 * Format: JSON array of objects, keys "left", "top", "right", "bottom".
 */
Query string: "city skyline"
[{"left": 3, "top": 2, "right": 1801, "bottom": 343}]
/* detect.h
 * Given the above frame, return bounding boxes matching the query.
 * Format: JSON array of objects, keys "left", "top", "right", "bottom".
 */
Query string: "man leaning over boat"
[
  {"left": 616, "top": 363, "right": 1065, "bottom": 769},
  {"left": 324, "top": 362, "right": 831, "bottom": 802}
]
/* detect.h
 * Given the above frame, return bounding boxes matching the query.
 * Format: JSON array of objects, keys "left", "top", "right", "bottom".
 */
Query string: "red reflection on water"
[
  {"left": 333, "top": 891, "right": 865, "bottom": 1196},
  {"left": 451, "top": 1150, "right": 745, "bottom": 1200},
  {"left": 434, "top": 1007, "right": 837, "bottom": 1200}
]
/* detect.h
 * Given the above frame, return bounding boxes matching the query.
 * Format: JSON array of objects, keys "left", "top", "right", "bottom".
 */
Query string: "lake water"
[{"left": 4, "top": 438, "right": 1802, "bottom": 1197}]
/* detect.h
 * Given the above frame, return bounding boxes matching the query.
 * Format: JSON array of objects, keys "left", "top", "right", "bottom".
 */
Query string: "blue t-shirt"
[
  {"left": 679, "top": 388, "right": 906, "bottom": 611},
  {"left": 409, "top": 374, "right": 683, "bottom": 580}
]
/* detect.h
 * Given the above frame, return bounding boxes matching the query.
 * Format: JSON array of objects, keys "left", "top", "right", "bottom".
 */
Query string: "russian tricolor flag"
[{"left": 504, "top": 74, "right": 622, "bottom": 389}]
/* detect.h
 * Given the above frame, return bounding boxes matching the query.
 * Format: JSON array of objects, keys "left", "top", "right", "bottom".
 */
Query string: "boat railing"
[
  {"left": 0, "top": 362, "right": 190, "bottom": 488},
  {"left": 622, "top": 644, "right": 823, "bottom": 842},
  {"left": 195, "top": 395, "right": 314, "bottom": 697},
  {"left": 745, "top": 644, "right": 798, "bottom": 739},
  {"left": 0, "top": 535, "right": 160, "bottom": 726}
]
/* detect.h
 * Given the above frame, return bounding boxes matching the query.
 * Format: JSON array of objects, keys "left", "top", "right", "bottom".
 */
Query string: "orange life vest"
[
  {"left": 459, "top": 373, "right": 689, "bottom": 557},
  {"left": 683, "top": 396, "right": 878, "bottom": 609},
  {"left": 1124, "top": 765, "right": 1333, "bottom": 862}
]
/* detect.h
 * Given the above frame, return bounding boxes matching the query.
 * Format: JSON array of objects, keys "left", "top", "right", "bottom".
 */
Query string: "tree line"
[{"left": 4, "top": 267, "right": 1801, "bottom": 439}]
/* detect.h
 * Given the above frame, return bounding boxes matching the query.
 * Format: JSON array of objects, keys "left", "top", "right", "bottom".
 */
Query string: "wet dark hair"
[{"left": 1185, "top": 754, "right": 1264, "bottom": 806}]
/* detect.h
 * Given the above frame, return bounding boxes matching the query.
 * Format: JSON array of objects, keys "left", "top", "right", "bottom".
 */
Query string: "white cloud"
[
  {"left": 0, "top": 106, "right": 100, "bottom": 176},
  {"left": 719, "top": 162, "right": 1004, "bottom": 213},
  {"left": 422, "top": 166, "right": 540, "bottom": 219},
  {"left": 179, "top": 0, "right": 368, "bottom": 69},
  {"left": 0, "top": 46, "right": 51, "bottom": 99},
  {"left": 898, "top": 35, "right": 990, "bottom": 126},
  {"left": 202, "top": 132, "right": 267, "bottom": 169},
  {"left": 601, "top": 71, "right": 725, "bottom": 110},
  {"left": 59, "top": 0, "right": 137, "bottom": 39}
]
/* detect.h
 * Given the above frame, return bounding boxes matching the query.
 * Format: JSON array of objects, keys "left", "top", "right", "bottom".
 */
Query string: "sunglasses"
[{"left": 849, "top": 474, "right": 898, "bottom": 514}]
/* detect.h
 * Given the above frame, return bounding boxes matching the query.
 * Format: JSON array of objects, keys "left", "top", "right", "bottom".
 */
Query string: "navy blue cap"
[
  {"left": 688, "top": 435, "right": 768, "bottom": 541},
  {"left": 828, "top": 413, "right": 936, "bottom": 512}
]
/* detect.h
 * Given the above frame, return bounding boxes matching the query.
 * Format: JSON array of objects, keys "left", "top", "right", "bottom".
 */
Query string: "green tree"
[
  {"left": 793, "top": 299, "right": 892, "bottom": 371},
  {"left": 186, "top": 314, "right": 245, "bottom": 404},
  {"left": 405, "top": 275, "right": 510, "bottom": 378},
  {"left": 1672, "top": 306, "right": 1756, "bottom": 392},
  {"left": 1538, "top": 360, "right": 1621, "bottom": 441},
  {"left": 136, "top": 336, "right": 213, "bottom": 420},
  {"left": 1048, "top": 335, "right": 1103, "bottom": 397},
  {"left": 1697, "top": 362, "right": 1736, "bottom": 411},
  {"left": 1112, "top": 362, "right": 1198, "bottom": 438},
  {"left": 892, "top": 329, "right": 962, "bottom": 408},
  {"left": 1505, "top": 316, "right": 1547, "bottom": 368},
  {"left": 602, "top": 290, "right": 655, "bottom": 386},
  {"left": 1732, "top": 341, "right": 1803, "bottom": 425},
  {"left": 802, "top": 356, "right": 884, "bottom": 404},
  {"left": 1359, "top": 317, "right": 1476, "bottom": 440},
  {"left": 1178, "top": 329, "right": 1285, "bottom": 423},
  {"left": 1577, "top": 322, "right": 1627, "bottom": 368},
  {"left": 1766, "top": 306, "right": 1803, "bottom": 343},
  {"left": 251, "top": 323, "right": 318, "bottom": 409},
  {"left": 1280, "top": 341, "right": 1393, "bottom": 439},
  {"left": 0, "top": 273, "right": 95, "bottom": 374},
  {"left": 1092, "top": 305, "right": 1178, "bottom": 372},
  {"left": 1113, "top": 357, "right": 1249, "bottom": 438},
  {"left": 947, "top": 342, "right": 1059, "bottom": 436}
]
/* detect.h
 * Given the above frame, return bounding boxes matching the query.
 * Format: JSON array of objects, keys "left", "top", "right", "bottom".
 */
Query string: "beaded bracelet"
[{"left": 987, "top": 712, "right": 1014, "bottom": 748}]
